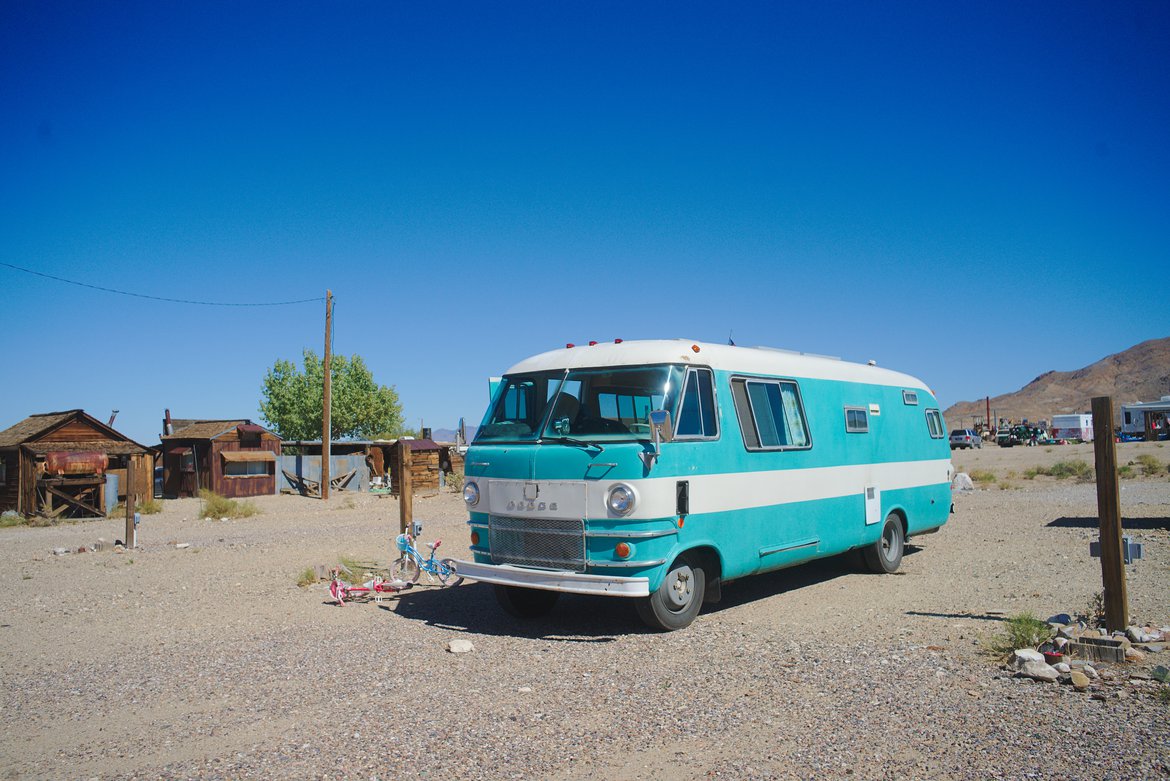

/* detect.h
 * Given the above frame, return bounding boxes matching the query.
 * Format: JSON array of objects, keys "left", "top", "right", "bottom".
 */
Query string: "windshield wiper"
[{"left": 546, "top": 436, "right": 605, "bottom": 452}]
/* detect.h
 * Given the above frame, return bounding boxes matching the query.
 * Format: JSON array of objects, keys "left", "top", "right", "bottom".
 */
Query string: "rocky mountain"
[{"left": 944, "top": 336, "right": 1170, "bottom": 427}]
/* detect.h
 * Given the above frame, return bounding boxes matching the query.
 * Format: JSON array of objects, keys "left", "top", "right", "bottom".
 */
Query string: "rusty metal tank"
[{"left": 44, "top": 451, "right": 109, "bottom": 476}]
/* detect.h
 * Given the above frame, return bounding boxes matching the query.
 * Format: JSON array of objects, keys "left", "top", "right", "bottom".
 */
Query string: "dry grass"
[
  {"left": 199, "top": 489, "right": 260, "bottom": 519},
  {"left": 969, "top": 469, "right": 996, "bottom": 484}
]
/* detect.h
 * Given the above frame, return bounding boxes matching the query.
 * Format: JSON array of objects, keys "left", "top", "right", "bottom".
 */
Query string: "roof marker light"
[
  {"left": 589, "top": 341, "right": 598, "bottom": 346},
  {"left": 614, "top": 338, "right": 623, "bottom": 344},
  {"left": 566, "top": 343, "right": 575, "bottom": 349},
  {"left": 691, "top": 344, "right": 701, "bottom": 353}
]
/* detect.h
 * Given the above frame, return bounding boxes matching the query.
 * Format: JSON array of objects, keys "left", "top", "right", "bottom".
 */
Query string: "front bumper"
[{"left": 451, "top": 559, "right": 650, "bottom": 598}]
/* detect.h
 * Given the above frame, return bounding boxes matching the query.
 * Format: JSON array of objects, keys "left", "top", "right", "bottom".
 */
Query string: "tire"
[
  {"left": 438, "top": 557, "right": 464, "bottom": 587},
  {"left": 863, "top": 513, "right": 905, "bottom": 574},
  {"left": 391, "top": 556, "right": 421, "bottom": 583},
  {"left": 494, "top": 585, "right": 559, "bottom": 618},
  {"left": 636, "top": 554, "right": 705, "bottom": 631}
]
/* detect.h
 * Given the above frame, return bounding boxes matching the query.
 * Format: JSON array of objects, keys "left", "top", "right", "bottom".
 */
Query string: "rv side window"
[
  {"left": 675, "top": 368, "right": 718, "bottom": 439},
  {"left": 902, "top": 390, "right": 918, "bottom": 405},
  {"left": 1124, "top": 411, "right": 1131, "bottom": 425},
  {"left": 845, "top": 407, "right": 869, "bottom": 433},
  {"left": 730, "top": 377, "right": 811, "bottom": 450},
  {"left": 925, "top": 409, "right": 944, "bottom": 438}
]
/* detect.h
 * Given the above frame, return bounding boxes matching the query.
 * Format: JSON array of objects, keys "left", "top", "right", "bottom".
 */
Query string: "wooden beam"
[
  {"left": 1091, "top": 396, "right": 1129, "bottom": 632},
  {"left": 44, "top": 485, "right": 105, "bottom": 518},
  {"left": 125, "top": 458, "right": 137, "bottom": 548}
]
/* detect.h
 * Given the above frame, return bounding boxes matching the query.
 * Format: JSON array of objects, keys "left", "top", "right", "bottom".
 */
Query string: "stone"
[
  {"left": 51, "top": 547, "right": 68, "bottom": 556},
  {"left": 1057, "top": 625, "right": 1080, "bottom": 640},
  {"left": 1141, "top": 643, "right": 1166, "bottom": 654},
  {"left": 175, "top": 543, "right": 191, "bottom": 549},
  {"left": 1047, "top": 613, "right": 1073, "bottom": 626},
  {"left": 1125, "top": 626, "right": 1155, "bottom": 644},
  {"left": 1054, "top": 663, "right": 1071, "bottom": 674},
  {"left": 1125, "top": 647, "right": 1146, "bottom": 662},
  {"left": 1010, "top": 649, "right": 1059, "bottom": 682},
  {"left": 1070, "top": 671, "right": 1091, "bottom": 690},
  {"left": 952, "top": 473, "right": 975, "bottom": 492},
  {"left": 447, "top": 639, "right": 475, "bottom": 654},
  {"left": 1128, "top": 671, "right": 1151, "bottom": 681}
]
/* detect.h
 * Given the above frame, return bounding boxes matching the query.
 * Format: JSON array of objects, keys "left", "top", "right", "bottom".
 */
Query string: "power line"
[{"left": 0, "top": 261, "right": 325, "bottom": 307}]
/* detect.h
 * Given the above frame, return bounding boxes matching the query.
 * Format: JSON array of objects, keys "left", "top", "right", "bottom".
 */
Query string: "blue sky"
[{"left": 2, "top": 1, "right": 1168, "bottom": 444}]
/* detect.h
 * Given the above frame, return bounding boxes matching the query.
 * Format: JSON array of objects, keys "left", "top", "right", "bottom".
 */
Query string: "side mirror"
[
  {"left": 641, "top": 410, "right": 674, "bottom": 471},
  {"left": 649, "top": 410, "right": 674, "bottom": 443},
  {"left": 457, "top": 417, "right": 467, "bottom": 447}
]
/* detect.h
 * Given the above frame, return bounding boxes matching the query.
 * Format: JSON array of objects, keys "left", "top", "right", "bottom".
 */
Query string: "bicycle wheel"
[
  {"left": 391, "top": 555, "right": 421, "bottom": 583},
  {"left": 438, "top": 557, "right": 464, "bottom": 587}
]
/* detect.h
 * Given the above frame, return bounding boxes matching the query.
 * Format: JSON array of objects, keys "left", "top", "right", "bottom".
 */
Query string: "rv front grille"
[{"left": 488, "top": 515, "right": 585, "bottom": 572}]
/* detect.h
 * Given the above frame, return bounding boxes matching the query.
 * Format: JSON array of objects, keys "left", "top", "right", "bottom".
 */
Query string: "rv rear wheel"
[
  {"left": 863, "top": 513, "right": 904, "bottom": 574},
  {"left": 636, "top": 554, "right": 705, "bottom": 631},
  {"left": 494, "top": 585, "right": 559, "bottom": 619}
]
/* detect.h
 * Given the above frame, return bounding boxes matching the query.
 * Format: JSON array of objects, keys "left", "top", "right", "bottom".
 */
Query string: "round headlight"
[
  {"left": 463, "top": 481, "right": 480, "bottom": 507},
  {"left": 607, "top": 484, "right": 635, "bottom": 516}
]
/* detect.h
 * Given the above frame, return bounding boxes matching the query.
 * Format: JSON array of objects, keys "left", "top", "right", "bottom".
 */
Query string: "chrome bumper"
[{"left": 451, "top": 559, "right": 650, "bottom": 598}]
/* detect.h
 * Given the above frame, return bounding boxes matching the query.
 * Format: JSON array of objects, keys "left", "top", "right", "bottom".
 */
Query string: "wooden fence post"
[
  {"left": 1091, "top": 396, "right": 1128, "bottom": 632},
  {"left": 124, "top": 460, "right": 137, "bottom": 549},
  {"left": 398, "top": 439, "right": 413, "bottom": 536}
]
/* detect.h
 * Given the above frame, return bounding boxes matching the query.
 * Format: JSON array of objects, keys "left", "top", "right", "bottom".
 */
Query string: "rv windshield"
[{"left": 475, "top": 365, "right": 683, "bottom": 443}]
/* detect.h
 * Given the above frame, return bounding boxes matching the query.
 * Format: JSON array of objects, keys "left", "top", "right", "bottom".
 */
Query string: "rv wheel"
[
  {"left": 863, "top": 513, "right": 904, "bottom": 574},
  {"left": 636, "top": 554, "right": 705, "bottom": 631},
  {"left": 494, "top": 585, "right": 559, "bottom": 619}
]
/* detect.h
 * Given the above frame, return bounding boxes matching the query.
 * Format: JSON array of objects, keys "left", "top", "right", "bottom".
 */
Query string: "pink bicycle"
[{"left": 328, "top": 567, "right": 414, "bottom": 606}]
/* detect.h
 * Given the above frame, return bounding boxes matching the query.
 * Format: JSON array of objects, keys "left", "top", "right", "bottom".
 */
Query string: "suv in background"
[{"left": 949, "top": 429, "right": 982, "bottom": 449}]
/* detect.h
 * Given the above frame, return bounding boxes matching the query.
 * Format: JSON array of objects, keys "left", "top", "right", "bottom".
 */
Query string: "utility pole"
[{"left": 322, "top": 290, "right": 333, "bottom": 501}]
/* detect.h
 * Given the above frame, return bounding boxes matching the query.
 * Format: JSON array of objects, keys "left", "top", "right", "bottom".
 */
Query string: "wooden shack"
[
  {"left": 0, "top": 410, "right": 152, "bottom": 518},
  {"left": 160, "top": 416, "right": 280, "bottom": 499}
]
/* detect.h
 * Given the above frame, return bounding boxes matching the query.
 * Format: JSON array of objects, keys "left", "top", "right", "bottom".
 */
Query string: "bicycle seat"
[{"left": 425, "top": 539, "right": 442, "bottom": 551}]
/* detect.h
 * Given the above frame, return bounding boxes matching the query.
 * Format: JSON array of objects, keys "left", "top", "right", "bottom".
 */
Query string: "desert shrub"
[
  {"left": 1029, "top": 460, "right": 1093, "bottom": 480},
  {"left": 1118, "top": 465, "right": 1134, "bottom": 478},
  {"left": 199, "top": 489, "right": 259, "bottom": 519},
  {"left": 1135, "top": 454, "right": 1164, "bottom": 476},
  {"left": 296, "top": 567, "right": 319, "bottom": 587},
  {"left": 0, "top": 511, "right": 26, "bottom": 528},
  {"left": 1023, "top": 467, "right": 1039, "bottom": 480},
  {"left": 985, "top": 612, "right": 1053, "bottom": 656},
  {"left": 969, "top": 469, "right": 996, "bottom": 484},
  {"left": 445, "top": 470, "right": 465, "bottom": 492},
  {"left": 137, "top": 497, "right": 163, "bottom": 514}
]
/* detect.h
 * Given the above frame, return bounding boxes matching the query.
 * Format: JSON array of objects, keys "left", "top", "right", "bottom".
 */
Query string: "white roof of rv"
[{"left": 504, "top": 339, "right": 931, "bottom": 391}]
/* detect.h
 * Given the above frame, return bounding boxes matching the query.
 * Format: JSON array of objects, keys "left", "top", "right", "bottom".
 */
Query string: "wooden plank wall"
[
  {"left": 0, "top": 451, "right": 18, "bottom": 512},
  {"left": 38, "top": 419, "right": 109, "bottom": 443},
  {"left": 209, "top": 436, "right": 280, "bottom": 498}
]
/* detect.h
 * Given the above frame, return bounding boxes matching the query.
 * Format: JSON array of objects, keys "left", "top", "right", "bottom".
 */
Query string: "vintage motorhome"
[
  {"left": 454, "top": 339, "right": 953, "bottom": 630},
  {"left": 1050, "top": 413, "right": 1094, "bottom": 443}
]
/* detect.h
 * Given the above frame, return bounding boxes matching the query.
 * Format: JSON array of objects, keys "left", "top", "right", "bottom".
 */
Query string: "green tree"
[{"left": 259, "top": 349, "right": 405, "bottom": 440}]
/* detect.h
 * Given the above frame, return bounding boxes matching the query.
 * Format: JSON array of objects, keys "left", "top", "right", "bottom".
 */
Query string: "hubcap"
[{"left": 665, "top": 565, "right": 694, "bottom": 609}]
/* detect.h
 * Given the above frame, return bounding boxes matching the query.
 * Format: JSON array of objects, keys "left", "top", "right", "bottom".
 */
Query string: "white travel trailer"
[
  {"left": 1050, "top": 413, "right": 1093, "bottom": 442},
  {"left": 1120, "top": 397, "right": 1170, "bottom": 439}
]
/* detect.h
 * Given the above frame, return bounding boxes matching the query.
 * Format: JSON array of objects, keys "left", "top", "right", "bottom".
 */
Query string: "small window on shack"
[
  {"left": 0, "top": 456, "right": 7, "bottom": 485},
  {"left": 845, "top": 407, "right": 869, "bottom": 433},
  {"left": 225, "top": 460, "right": 269, "bottom": 477}
]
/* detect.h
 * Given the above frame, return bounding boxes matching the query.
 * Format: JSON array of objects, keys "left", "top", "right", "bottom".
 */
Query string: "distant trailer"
[
  {"left": 1120, "top": 396, "right": 1170, "bottom": 439},
  {"left": 1051, "top": 413, "right": 1093, "bottom": 442}
]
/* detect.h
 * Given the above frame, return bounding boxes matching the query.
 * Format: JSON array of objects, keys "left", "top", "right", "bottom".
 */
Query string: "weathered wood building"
[
  {"left": 160, "top": 415, "right": 280, "bottom": 499},
  {"left": 0, "top": 410, "right": 152, "bottom": 518}
]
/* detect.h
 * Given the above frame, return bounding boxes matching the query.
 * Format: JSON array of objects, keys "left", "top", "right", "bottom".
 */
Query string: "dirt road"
[{"left": 2, "top": 443, "right": 1168, "bottom": 779}]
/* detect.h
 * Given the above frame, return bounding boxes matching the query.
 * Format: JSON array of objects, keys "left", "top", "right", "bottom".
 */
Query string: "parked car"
[{"left": 949, "top": 429, "right": 982, "bottom": 449}]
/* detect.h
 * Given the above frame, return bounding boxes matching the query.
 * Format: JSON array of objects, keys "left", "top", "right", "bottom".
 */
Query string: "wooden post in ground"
[
  {"left": 124, "top": 461, "right": 137, "bottom": 549},
  {"left": 1091, "top": 396, "right": 1128, "bottom": 632},
  {"left": 398, "top": 438, "right": 413, "bottom": 536}
]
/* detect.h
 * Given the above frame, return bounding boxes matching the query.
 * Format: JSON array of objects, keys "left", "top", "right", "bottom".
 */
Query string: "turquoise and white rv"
[{"left": 454, "top": 339, "right": 953, "bottom": 630}]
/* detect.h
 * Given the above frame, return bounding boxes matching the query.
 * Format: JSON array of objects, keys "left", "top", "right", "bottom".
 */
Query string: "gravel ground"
[{"left": 1, "top": 442, "right": 1168, "bottom": 780}]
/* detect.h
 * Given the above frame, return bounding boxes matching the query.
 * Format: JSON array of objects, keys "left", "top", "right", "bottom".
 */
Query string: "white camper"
[
  {"left": 1121, "top": 397, "right": 1170, "bottom": 439},
  {"left": 1051, "top": 413, "right": 1093, "bottom": 442}
]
